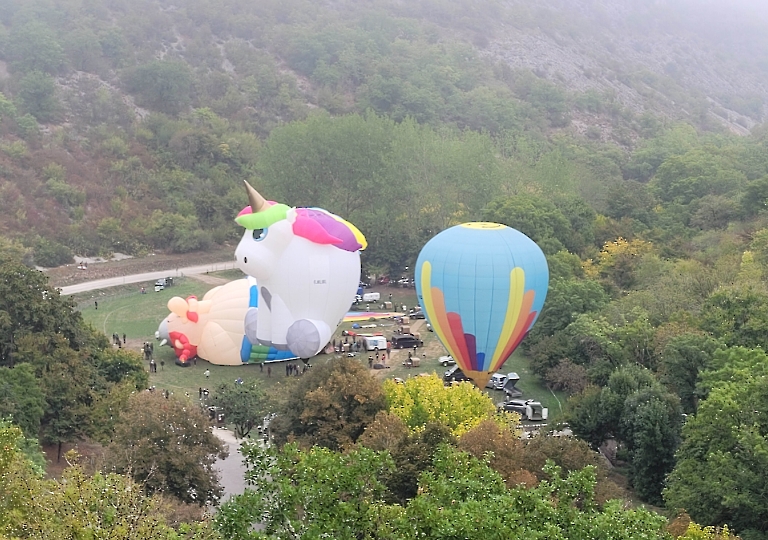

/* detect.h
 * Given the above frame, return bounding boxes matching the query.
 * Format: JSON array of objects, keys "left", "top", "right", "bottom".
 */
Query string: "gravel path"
[
  {"left": 212, "top": 428, "right": 249, "bottom": 502},
  {"left": 58, "top": 261, "right": 235, "bottom": 295}
]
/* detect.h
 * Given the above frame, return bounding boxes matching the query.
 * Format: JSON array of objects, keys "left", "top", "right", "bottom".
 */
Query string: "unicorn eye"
[{"left": 252, "top": 228, "right": 267, "bottom": 241}]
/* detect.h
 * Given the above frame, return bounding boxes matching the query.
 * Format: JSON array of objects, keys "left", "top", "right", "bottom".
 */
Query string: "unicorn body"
[
  {"left": 234, "top": 183, "right": 366, "bottom": 358},
  {"left": 156, "top": 278, "right": 296, "bottom": 365}
]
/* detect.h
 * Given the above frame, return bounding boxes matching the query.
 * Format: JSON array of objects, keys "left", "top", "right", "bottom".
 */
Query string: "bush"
[{"left": 33, "top": 238, "right": 73, "bottom": 267}]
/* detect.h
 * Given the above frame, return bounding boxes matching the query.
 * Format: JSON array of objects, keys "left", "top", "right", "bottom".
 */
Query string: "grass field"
[{"left": 78, "top": 276, "right": 565, "bottom": 420}]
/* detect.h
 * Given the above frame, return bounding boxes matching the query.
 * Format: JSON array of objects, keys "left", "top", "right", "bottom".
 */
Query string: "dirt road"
[{"left": 58, "top": 261, "right": 236, "bottom": 295}]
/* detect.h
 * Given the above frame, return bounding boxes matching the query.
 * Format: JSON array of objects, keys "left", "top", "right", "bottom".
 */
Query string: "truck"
[
  {"left": 362, "top": 292, "right": 380, "bottom": 303},
  {"left": 498, "top": 399, "right": 548, "bottom": 421},
  {"left": 362, "top": 335, "right": 387, "bottom": 351},
  {"left": 154, "top": 277, "right": 174, "bottom": 292}
]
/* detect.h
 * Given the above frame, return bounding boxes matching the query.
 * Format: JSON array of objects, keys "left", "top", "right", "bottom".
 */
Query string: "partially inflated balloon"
[{"left": 416, "top": 223, "right": 549, "bottom": 388}]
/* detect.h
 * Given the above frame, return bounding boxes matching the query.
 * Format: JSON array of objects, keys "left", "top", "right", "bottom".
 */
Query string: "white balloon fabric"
[
  {"left": 157, "top": 278, "right": 298, "bottom": 366},
  {"left": 234, "top": 182, "right": 367, "bottom": 358}
]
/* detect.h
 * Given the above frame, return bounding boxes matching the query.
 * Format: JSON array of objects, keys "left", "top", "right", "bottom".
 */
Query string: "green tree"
[
  {"left": 37, "top": 346, "right": 97, "bottom": 462},
  {"left": 268, "top": 356, "right": 386, "bottom": 451},
  {"left": 665, "top": 347, "right": 768, "bottom": 537},
  {"left": 18, "top": 70, "right": 60, "bottom": 122},
  {"left": 0, "top": 363, "right": 44, "bottom": 437},
  {"left": 105, "top": 392, "right": 228, "bottom": 506},
  {"left": 651, "top": 148, "right": 746, "bottom": 205},
  {"left": 371, "top": 420, "right": 456, "bottom": 504},
  {"left": 567, "top": 365, "right": 658, "bottom": 448},
  {"left": 700, "top": 286, "right": 768, "bottom": 348},
  {"left": 0, "top": 237, "right": 29, "bottom": 266},
  {"left": 527, "top": 277, "right": 609, "bottom": 341},
  {"left": 0, "top": 262, "right": 92, "bottom": 366},
  {"left": 33, "top": 237, "right": 74, "bottom": 267},
  {"left": 123, "top": 60, "right": 193, "bottom": 115},
  {"left": 1, "top": 424, "right": 220, "bottom": 539},
  {"left": 258, "top": 112, "right": 396, "bottom": 219},
  {"left": 658, "top": 333, "right": 723, "bottom": 414},
  {"left": 216, "top": 443, "right": 398, "bottom": 539},
  {"left": 741, "top": 175, "right": 768, "bottom": 217},
  {"left": 483, "top": 193, "right": 572, "bottom": 254},
  {"left": 216, "top": 441, "right": 672, "bottom": 540},
  {"left": 6, "top": 21, "right": 64, "bottom": 74},
  {"left": 621, "top": 388, "right": 682, "bottom": 505},
  {"left": 211, "top": 381, "right": 267, "bottom": 439}
]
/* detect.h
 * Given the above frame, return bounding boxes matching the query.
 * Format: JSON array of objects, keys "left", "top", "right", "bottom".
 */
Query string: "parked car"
[
  {"left": 390, "top": 334, "right": 423, "bottom": 349},
  {"left": 443, "top": 365, "right": 471, "bottom": 384},
  {"left": 485, "top": 373, "right": 508, "bottom": 390},
  {"left": 408, "top": 308, "right": 425, "bottom": 319},
  {"left": 498, "top": 399, "right": 548, "bottom": 421},
  {"left": 439, "top": 355, "right": 456, "bottom": 366}
]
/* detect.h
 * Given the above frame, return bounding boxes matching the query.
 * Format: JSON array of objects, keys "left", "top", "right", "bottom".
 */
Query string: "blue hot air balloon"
[{"left": 415, "top": 222, "right": 549, "bottom": 388}]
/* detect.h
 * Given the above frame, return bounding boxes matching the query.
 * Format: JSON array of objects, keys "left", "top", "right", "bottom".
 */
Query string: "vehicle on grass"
[
  {"left": 443, "top": 365, "right": 472, "bottom": 384},
  {"left": 485, "top": 373, "right": 509, "bottom": 390},
  {"left": 408, "top": 308, "right": 425, "bottom": 319},
  {"left": 390, "top": 334, "right": 423, "bottom": 349},
  {"left": 154, "top": 276, "right": 174, "bottom": 291},
  {"left": 362, "top": 335, "right": 388, "bottom": 351},
  {"left": 502, "top": 373, "right": 522, "bottom": 398},
  {"left": 485, "top": 372, "right": 520, "bottom": 391},
  {"left": 362, "top": 292, "right": 380, "bottom": 303},
  {"left": 439, "top": 355, "right": 456, "bottom": 366},
  {"left": 498, "top": 399, "right": 548, "bottom": 421}
]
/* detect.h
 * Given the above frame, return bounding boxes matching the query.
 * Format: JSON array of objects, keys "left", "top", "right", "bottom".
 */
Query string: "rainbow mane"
[{"left": 235, "top": 204, "right": 366, "bottom": 252}]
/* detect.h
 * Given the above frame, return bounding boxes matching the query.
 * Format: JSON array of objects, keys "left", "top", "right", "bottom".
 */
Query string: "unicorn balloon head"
[{"left": 234, "top": 181, "right": 366, "bottom": 359}]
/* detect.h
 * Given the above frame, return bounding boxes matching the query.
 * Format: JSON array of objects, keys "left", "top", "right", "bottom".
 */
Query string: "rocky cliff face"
[{"left": 484, "top": 0, "right": 768, "bottom": 133}]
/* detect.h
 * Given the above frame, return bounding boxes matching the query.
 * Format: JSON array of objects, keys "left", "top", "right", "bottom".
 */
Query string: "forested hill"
[
  {"left": 2, "top": 0, "right": 768, "bottom": 273},
  {"left": 6, "top": 2, "right": 768, "bottom": 537}
]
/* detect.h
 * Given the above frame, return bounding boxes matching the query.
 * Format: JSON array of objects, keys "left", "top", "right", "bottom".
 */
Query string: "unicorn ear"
[{"left": 286, "top": 207, "right": 297, "bottom": 224}]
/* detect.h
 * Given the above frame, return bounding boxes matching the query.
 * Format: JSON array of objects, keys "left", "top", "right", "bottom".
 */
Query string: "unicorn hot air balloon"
[
  {"left": 234, "top": 182, "right": 367, "bottom": 359},
  {"left": 415, "top": 223, "right": 549, "bottom": 388}
]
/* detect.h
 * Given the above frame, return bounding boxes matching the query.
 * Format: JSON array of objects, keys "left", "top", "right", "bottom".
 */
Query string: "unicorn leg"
[
  {"left": 244, "top": 307, "right": 260, "bottom": 344},
  {"left": 286, "top": 319, "right": 331, "bottom": 359}
]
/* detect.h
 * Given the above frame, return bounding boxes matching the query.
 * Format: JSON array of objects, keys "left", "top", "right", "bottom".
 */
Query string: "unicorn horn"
[{"left": 244, "top": 180, "right": 267, "bottom": 212}]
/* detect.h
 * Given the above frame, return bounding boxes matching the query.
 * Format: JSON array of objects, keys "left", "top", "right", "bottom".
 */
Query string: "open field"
[{"left": 78, "top": 276, "right": 564, "bottom": 420}]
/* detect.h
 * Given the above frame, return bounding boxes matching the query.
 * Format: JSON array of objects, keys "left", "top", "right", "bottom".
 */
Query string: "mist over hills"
[{"left": 1, "top": 0, "right": 768, "bottom": 269}]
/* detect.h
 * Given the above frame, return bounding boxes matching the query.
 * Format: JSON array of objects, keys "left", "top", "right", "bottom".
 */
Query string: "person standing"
[
  {"left": 123, "top": 333, "right": 126, "bottom": 345},
  {"left": 204, "top": 369, "right": 210, "bottom": 379},
  {"left": 267, "top": 366, "right": 272, "bottom": 378}
]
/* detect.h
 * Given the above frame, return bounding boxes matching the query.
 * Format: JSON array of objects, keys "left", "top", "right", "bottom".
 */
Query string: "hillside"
[
  {"left": 1, "top": 0, "right": 768, "bottom": 273},
  {"left": 491, "top": 0, "right": 768, "bottom": 134}
]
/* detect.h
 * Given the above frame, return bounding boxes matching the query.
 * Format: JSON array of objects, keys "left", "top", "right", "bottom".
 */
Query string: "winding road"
[{"left": 58, "top": 261, "right": 236, "bottom": 295}]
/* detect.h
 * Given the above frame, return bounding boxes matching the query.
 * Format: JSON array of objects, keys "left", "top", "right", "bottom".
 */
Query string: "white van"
[
  {"left": 362, "top": 336, "right": 387, "bottom": 351},
  {"left": 362, "top": 292, "right": 380, "bottom": 303}
]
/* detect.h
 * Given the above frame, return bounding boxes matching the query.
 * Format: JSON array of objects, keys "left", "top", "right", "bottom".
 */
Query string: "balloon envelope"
[{"left": 415, "top": 222, "right": 549, "bottom": 388}]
